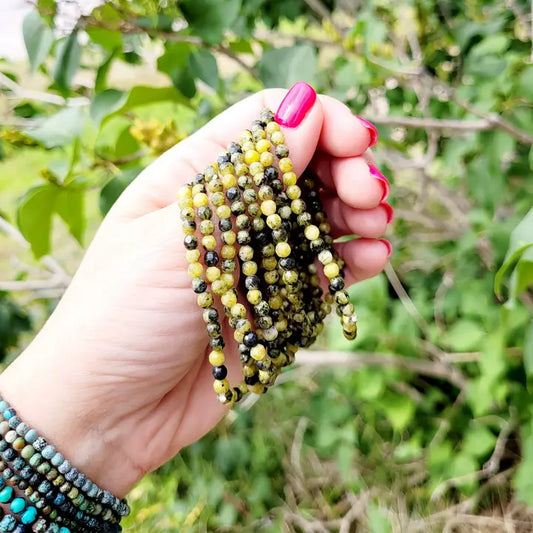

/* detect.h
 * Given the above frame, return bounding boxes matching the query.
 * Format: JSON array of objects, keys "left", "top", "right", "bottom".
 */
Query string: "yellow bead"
[
  {"left": 260, "top": 152, "right": 275, "bottom": 167},
  {"left": 209, "top": 350, "right": 225, "bottom": 366},
  {"left": 220, "top": 163, "right": 235, "bottom": 175},
  {"left": 221, "top": 291, "right": 237, "bottom": 308},
  {"left": 199, "top": 220, "right": 215, "bottom": 235},
  {"left": 236, "top": 319, "right": 251, "bottom": 333},
  {"left": 181, "top": 207, "right": 194, "bottom": 220},
  {"left": 238, "top": 245, "right": 254, "bottom": 261},
  {"left": 275, "top": 319, "right": 287, "bottom": 332},
  {"left": 248, "top": 383, "right": 266, "bottom": 395},
  {"left": 235, "top": 162, "right": 249, "bottom": 176},
  {"left": 261, "top": 200, "right": 277, "bottom": 216},
  {"left": 213, "top": 379, "right": 230, "bottom": 394},
  {"left": 271, "top": 131, "right": 285, "bottom": 144},
  {"left": 264, "top": 270, "right": 279, "bottom": 284},
  {"left": 304, "top": 225, "right": 320, "bottom": 241},
  {"left": 251, "top": 344, "right": 267, "bottom": 361},
  {"left": 222, "top": 231, "right": 236, "bottom": 245},
  {"left": 206, "top": 267, "right": 221, "bottom": 282},
  {"left": 266, "top": 121, "right": 280, "bottom": 134},
  {"left": 249, "top": 162, "right": 264, "bottom": 176},
  {"left": 234, "top": 330, "right": 245, "bottom": 343},
  {"left": 291, "top": 199, "right": 305, "bottom": 214},
  {"left": 221, "top": 273, "right": 234, "bottom": 287},
  {"left": 242, "top": 364, "right": 256, "bottom": 378},
  {"left": 279, "top": 158, "right": 293, "bottom": 173},
  {"left": 255, "top": 139, "right": 271, "bottom": 153},
  {"left": 192, "top": 183, "right": 205, "bottom": 196},
  {"left": 241, "top": 140, "right": 255, "bottom": 152},
  {"left": 266, "top": 214, "right": 281, "bottom": 229},
  {"left": 262, "top": 256, "right": 277, "bottom": 271},
  {"left": 246, "top": 289, "right": 262, "bottom": 305},
  {"left": 202, "top": 235, "right": 217, "bottom": 251},
  {"left": 283, "top": 270, "right": 298, "bottom": 284},
  {"left": 197, "top": 292, "right": 213, "bottom": 308},
  {"left": 177, "top": 185, "right": 192, "bottom": 200},
  {"left": 282, "top": 172, "right": 297, "bottom": 187},
  {"left": 275, "top": 242, "right": 291, "bottom": 258},
  {"left": 208, "top": 180, "right": 223, "bottom": 194},
  {"left": 324, "top": 263, "right": 340, "bottom": 279},
  {"left": 221, "top": 245, "right": 236, "bottom": 259},
  {"left": 221, "top": 174, "right": 237, "bottom": 189},
  {"left": 286, "top": 185, "right": 301, "bottom": 200},
  {"left": 178, "top": 197, "right": 193, "bottom": 209},
  {"left": 182, "top": 222, "right": 195, "bottom": 235},
  {"left": 193, "top": 193, "right": 209, "bottom": 207},
  {"left": 240, "top": 130, "right": 253, "bottom": 143},
  {"left": 244, "top": 150, "right": 260, "bottom": 165},
  {"left": 242, "top": 261, "right": 258, "bottom": 276},
  {"left": 231, "top": 303, "right": 247, "bottom": 318},
  {"left": 211, "top": 279, "right": 226, "bottom": 294},
  {"left": 188, "top": 262, "right": 203, "bottom": 278},
  {"left": 186, "top": 249, "right": 200, "bottom": 263},
  {"left": 216, "top": 205, "right": 231, "bottom": 219}
]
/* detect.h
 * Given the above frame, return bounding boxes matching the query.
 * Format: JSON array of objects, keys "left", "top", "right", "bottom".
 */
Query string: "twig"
[
  {"left": 369, "top": 114, "right": 493, "bottom": 132},
  {"left": 290, "top": 417, "right": 309, "bottom": 481},
  {"left": 0, "top": 73, "right": 89, "bottom": 107},
  {"left": 303, "top": 0, "right": 344, "bottom": 36}
]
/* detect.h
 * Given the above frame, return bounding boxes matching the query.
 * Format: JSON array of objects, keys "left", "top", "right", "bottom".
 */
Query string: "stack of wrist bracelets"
[
  {"left": 0, "top": 397, "right": 128, "bottom": 532},
  {"left": 179, "top": 108, "right": 358, "bottom": 405}
]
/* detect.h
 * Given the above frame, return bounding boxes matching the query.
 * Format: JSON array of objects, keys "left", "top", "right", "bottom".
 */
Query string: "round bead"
[
  {"left": 260, "top": 200, "right": 276, "bottom": 216},
  {"left": 324, "top": 263, "right": 340, "bottom": 279},
  {"left": 304, "top": 225, "right": 320, "bottom": 241},
  {"left": 275, "top": 242, "right": 291, "bottom": 258}
]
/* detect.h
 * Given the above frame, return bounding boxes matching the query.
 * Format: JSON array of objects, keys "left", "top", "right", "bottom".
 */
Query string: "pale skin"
[{"left": 0, "top": 89, "right": 391, "bottom": 498}]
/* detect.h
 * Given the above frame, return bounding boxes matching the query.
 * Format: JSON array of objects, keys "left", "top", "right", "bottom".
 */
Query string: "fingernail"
[
  {"left": 356, "top": 116, "right": 378, "bottom": 147},
  {"left": 368, "top": 164, "right": 389, "bottom": 202},
  {"left": 379, "top": 239, "right": 393, "bottom": 257},
  {"left": 275, "top": 82, "right": 317, "bottom": 128},
  {"left": 381, "top": 202, "right": 394, "bottom": 224}
]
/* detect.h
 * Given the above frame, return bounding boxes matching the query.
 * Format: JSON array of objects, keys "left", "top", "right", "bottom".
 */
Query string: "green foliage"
[{"left": 1, "top": 0, "right": 533, "bottom": 529}]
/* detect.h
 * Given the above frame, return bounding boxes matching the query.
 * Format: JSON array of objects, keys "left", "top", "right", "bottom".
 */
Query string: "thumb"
[{"left": 114, "top": 85, "right": 323, "bottom": 218}]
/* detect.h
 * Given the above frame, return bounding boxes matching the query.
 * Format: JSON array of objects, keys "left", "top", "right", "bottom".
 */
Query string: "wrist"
[{"left": 0, "top": 331, "right": 142, "bottom": 498}]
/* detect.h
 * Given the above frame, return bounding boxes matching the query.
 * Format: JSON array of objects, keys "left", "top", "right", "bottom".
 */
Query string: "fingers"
[{"left": 335, "top": 238, "right": 391, "bottom": 286}]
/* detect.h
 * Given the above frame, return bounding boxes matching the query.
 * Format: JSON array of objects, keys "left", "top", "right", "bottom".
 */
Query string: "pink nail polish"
[
  {"left": 381, "top": 202, "right": 394, "bottom": 224},
  {"left": 379, "top": 239, "right": 393, "bottom": 257},
  {"left": 368, "top": 164, "right": 389, "bottom": 202},
  {"left": 275, "top": 82, "right": 317, "bottom": 128},
  {"left": 356, "top": 116, "right": 378, "bottom": 147}
]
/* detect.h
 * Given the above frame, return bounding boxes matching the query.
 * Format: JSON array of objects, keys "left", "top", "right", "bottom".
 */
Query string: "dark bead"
[
  {"left": 226, "top": 187, "right": 240, "bottom": 201},
  {"left": 237, "top": 231, "right": 251, "bottom": 245},
  {"left": 260, "top": 109, "right": 274, "bottom": 122},
  {"left": 238, "top": 175, "right": 254, "bottom": 189},
  {"left": 310, "top": 238, "right": 326, "bottom": 252},
  {"left": 2, "top": 467, "right": 13, "bottom": 479},
  {"left": 197, "top": 206, "right": 212, "bottom": 220},
  {"left": 204, "top": 251, "right": 219, "bottom": 267},
  {"left": 275, "top": 144, "right": 289, "bottom": 158},
  {"left": 219, "top": 218, "right": 232, "bottom": 232},
  {"left": 65, "top": 467, "right": 78, "bottom": 482},
  {"left": 239, "top": 352, "right": 251, "bottom": 364},
  {"left": 192, "top": 279, "right": 207, "bottom": 294},
  {"left": 257, "top": 316, "right": 273, "bottom": 329},
  {"left": 228, "top": 142, "right": 242, "bottom": 154},
  {"left": 20, "top": 466, "right": 32, "bottom": 480},
  {"left": 182, "top": 220, "right": 196, "bottom": 233},
  {"left": 271, "top": 310, "right": 280, "bottom": 321},
  {"left": 264, "top": 166, "right": 279, "bottom": 181},
  {"left": 2, "top": 449, "right": 16, "bottom": 461},
  {"left": 193, "top": 173, "right": 205, "bottom": 185},
  {"left": 206, "top": 323, "right": 221, "bottom": 338},
  {"left": 217, "top": 153, "right": 230, "bottom": 165},
  {"left": 221, "top": 259, "right": 235, "bottom": 272},
  {"left": 265, "top": 284, "right": 279, "bottom": 296},
  {"left": 8, "top": 416, "right": 21, "bottom": 429},
  {"left": 272, "top": 229, "right": 288, "bottom": 243},
  {"left": 205, "top": 308, "right": 218, "bottom": 322},
  {"left": 183, "top": 235, "right": 198, "bottom": 250},
  {"left": 254, "top": 301, "right": 270, "bottom": 316},
  {"left": 329, "top": 277, "right": 345, "bottom": 293},
  {"left": 28, "top": 473, "right": 41, "bottom": 486},
  {"left": 255, "top": 231, "right": 270, "bottom": 247},
  {"left": 212, "top": 366, "right": 228, "bottom": 380},
  {"left": 102, "top": 490, "right": 114, "bottom": 506},
  {"left": 0, "top": 441, "right": 7, "bottom": 453},
  {"left": 33, "top": 437, "right": 47, "bottom": 452},
  {"left": 236, "top": 215, "right": 251, "bottom": 230},
  {"left": 45, "top": 489, "right": 55, "bottom": 501},
  {"left": 210, "top": 337, "right": 225, "bottom": 349},
  {"left": 271, "top": 179, "right": 283, "bottom": 193},
  {"left": 243, "top": 332, "right": 259, "bottom": 347},
  {"left": 279, "top": 257, "right": 296, "bottom": 270},
  {"left": 17, "top": 480, "right": 28, "bottom": 490},
  {"left": 238, "top": 343, "right": 250, "bottom": 355},
  {"left": 251, "top": 119, "right": 266, "bottom": 129},
  {"left": 281, "top": 220, "right": 292, "bottom": 232},
  {"left": 245, "top": 276, "right": 260, "bottom": 290},
  {"left": 230, "top": 201, "right": 246, "bottom": 215},
  {"left": 244, "top": 374, "right": 259, "bottom": 385}
]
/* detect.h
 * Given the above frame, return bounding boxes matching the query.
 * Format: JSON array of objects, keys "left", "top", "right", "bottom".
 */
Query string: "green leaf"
[
  {"left": 95, "top": 50, "right": 118, "bottom": 93},
  {"left": 462, "top": 425, "right": 496, "bottom": 458},
  {"left": 228, "top": 38, "right": 254, "bottom": 54},
  {"left": 16, "top": 185, "right": 58, "bottom": 257},
  {"left": 381, "top": 394, "right": 415, "bottom": 432},
  {"left": 444, "top": 319, "right": 485, "bottom": 352},
  {"left": 170, "top": 67, "right": 197, "bottom": 99},
  {"left": 55, "top": 188, "right": 85, "bottom": 245},
  {"left": 157, "top": 42, "right": 196, "bottom": 98},
  {"left": 367, "top": 502, "right": 391, "bottom": 533},
  {"left": 22, "top": 10, "right": 54, "bottom": 72},
  {"left": 26, "top": 107, "right": 84, "bottom": 148},
  {"left": 53, "top": 33, "right": 81, "bottom": 93},
  {"left": 99, "top": 168, "right": 142, "bottom": 215},
  {"left": 180, "top": 0, "right": 241, "bottom": 45},
  {"left": 524, "top": 322, "right": 533, "bottom": 378},
  {"left": 86, "top": 28, "right": 122, "bottom": 51},
  {"left": 90, "top": 89, "right": 127, "bottom": 125},
  {"left": 189, "top": 49, "right": 219, "bottom": 89},
  {"left": 514, "top": 418, "right": 533, "bottom": 506},
  {"left": 257, "top": 44, "right": 317, "bottom": 88}
]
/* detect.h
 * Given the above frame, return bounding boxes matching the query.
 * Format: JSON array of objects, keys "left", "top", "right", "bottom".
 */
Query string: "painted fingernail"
[
  {"left": 275, "top": 82, "right": 317, "bottom": 128},
  {"left": 356, "top": 116, "right": 378, "bottom": 147},
  {"left": 381, "top": 202, "right": 394, "bottom": 224},
  {"left": 379, "top": 238, "right": 393, "bottom": 257},
  {"left": 368, "top": 164, "right": 390, "bottom": 202}
]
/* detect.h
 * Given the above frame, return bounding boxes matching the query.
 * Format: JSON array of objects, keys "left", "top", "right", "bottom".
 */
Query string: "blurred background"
[{"left": 0, "top": 0, "right": 532, "bottom": 531}]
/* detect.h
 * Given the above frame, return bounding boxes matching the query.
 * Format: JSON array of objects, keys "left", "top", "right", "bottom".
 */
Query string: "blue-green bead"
[
  {"left": 59, "top": 528, "right": 70, "bottom": 533},
  {"left": 29, "top": 453, "right": 42, "bottom": 467},
  {"left": 0, "top": 486, "right": 13, "bottom": 503},
  {"left": 2, "top": 409, "right": 15, "bottom": 421},
  {"left": 9, "top": 498, "right": 25, "bottom": 513},
  {"left": 45, "top": 524, "right": 59, "bottom": 533},
  {"left": 0, "top": 514, "right": 16, "bottom": 532},
  {"left": 24, "top": 430, "right": 38, "bottom": 444},
  {"left": 0, "top": 401, "right": 8, "bottom": 412},
  {"left": 20, "top": 506, "right": 37, "bottom": 525},
  {"left": 41, "top": 445, "right": 55, "bottom": 460},
  {"left": 51, "top": 453, "right": 63, "bottom": 467},
  {"left": 0, "top": 478, "right": 4, "bottom": 489},
  {"left": 15, "top": 423, "right": 29, "bottom": 437}
]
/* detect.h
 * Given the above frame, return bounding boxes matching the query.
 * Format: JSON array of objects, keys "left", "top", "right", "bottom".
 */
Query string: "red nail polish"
[
  {"left": 368, "top": 164, "right": 389, "bottom": 202},
  {"left": 379, "top": 238, "right": 393, "bottom": 257},
  {"left": 356, "top": 116, "right": 378, "bottom": 147},
  {"left": 275, "top": 82, "right": 317, "bottom": 128},
  {"left": 381, "top": 202, "right": 394, "bottom": 224}
]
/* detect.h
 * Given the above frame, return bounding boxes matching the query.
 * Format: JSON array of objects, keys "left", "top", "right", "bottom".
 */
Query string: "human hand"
[{"left": 0, "top": 85, "right": 393, "bottom": 497}]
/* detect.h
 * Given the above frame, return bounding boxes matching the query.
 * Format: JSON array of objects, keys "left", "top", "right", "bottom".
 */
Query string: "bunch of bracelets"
[
  {"left": 179, "top": 108, "right": 358, "bottom": 405},
  {"left": 0, "top": 397, "right": 129, "bottom": 533}
]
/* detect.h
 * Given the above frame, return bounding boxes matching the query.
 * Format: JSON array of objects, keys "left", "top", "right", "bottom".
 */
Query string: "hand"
[{"left": 0, "top": 86, "right": 392, "bottom": 497}]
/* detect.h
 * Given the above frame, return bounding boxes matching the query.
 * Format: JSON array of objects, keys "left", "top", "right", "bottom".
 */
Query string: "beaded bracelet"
[
  {"left": 179, "top": 108, "right": 359, "bottom": 405},
  {"left": 0, "top": 397, "right": 128, "bottom": 532}
]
